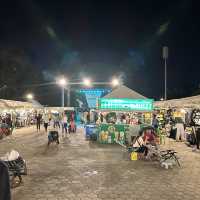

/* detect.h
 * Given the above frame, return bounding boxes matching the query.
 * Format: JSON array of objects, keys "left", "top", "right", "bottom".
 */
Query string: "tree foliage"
[{"left": 0, "top": 47, "right": 42, "bottom": 99}]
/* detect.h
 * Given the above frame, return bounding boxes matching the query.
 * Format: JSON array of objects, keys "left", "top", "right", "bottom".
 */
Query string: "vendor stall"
[
  {"left": 154, "top": 95, "right": 200, "bottom": 125},
  {"left": 97, "top": 98, "right": 154, "bottom": 144},
  {"left": 0, "top": 99, "right": 43, "bottom": 133},
  {"left": 153, "top": 95, "right": 200, "bottom": 142},
  {"left": 93, "top": 85, "right": 154, "bottom": 144}
]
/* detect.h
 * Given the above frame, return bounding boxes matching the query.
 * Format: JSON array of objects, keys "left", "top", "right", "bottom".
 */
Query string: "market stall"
[
  {"left": 94, "top": 85, "right": 154, "bottom": 144},
  {"left": 97, "top": 98, "right": 154, "bottom": 144},
  {"left": 154, "top": 95, "right": 200, "bottom": 142},
  {"left": 0, "top": 99, "right": 43, "bottom": 131}
]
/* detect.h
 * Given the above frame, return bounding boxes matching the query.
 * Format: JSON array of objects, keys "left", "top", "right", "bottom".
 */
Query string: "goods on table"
[
  {"left": 105, "top": 112, "right": 117, "bottom": 124},
  {"left": 143, "top": 113, "right": 152, "bottom": 124},
  {"left": 98, "top": 124, "right": 129, "bottom": 144}
]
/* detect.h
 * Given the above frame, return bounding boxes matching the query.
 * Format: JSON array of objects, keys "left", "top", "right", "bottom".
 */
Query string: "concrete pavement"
[{"left": 0, "top": 126, "right": 200, "bottom": 200}]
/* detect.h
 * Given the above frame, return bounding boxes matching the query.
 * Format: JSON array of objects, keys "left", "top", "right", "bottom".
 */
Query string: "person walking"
[
  {"left": 54, "top": 114, "right": 60, "bottom": 129},
  {"left": 36, "top": 114, "right": 42, "bottom": 132},
  {"left": 62, "top": 113, "right": 68, "bottom": 136},
  {"left": 43, "top": 113, "right": 49, "bottom": 133},
  {"left": 69, "top": 119, "right": 76, "bottom": 133}
]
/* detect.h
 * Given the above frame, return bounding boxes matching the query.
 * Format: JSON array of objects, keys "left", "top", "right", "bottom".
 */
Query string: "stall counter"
[{"left": 98, "top": 124, "right": 129, "bottom": 144}]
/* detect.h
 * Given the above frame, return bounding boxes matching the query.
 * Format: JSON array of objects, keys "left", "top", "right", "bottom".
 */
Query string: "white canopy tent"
[
  {"left": 154, "top": 95, "right": 200, "bottom": 109},
  {"left": 0, "top": 99, "right": 43, "bottom": 110}
]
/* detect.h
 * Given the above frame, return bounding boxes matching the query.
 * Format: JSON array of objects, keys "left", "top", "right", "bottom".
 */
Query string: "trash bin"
[{"left": 85, "top": 125, "right": 99, "bottom": 140}]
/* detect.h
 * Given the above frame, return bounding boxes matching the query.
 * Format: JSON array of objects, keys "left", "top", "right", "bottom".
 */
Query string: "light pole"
[
  {"left": 57, "top": 78, "right": 67, "bottom": 107},
  {"left": 163, "top": 46, "right": 168, "bottom": 100},
  {"left": 57, "top": 77, "right": 121, "bottom": 107},
  {"left": 67, "top": 85, "right": 70, "bottom": 107}
]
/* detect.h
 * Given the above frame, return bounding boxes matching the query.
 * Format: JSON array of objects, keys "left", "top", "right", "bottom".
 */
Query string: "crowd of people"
[
  {"left": 35, "top": 112, "right": 76, "bottom": 135},
  {"left": 0, "top": 112, "right": 36, "bottom": 134}
]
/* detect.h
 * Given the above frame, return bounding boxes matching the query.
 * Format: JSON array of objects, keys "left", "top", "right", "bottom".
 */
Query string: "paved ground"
[{"left": 0, "top": 126, "right": 200, "bottom": 200}]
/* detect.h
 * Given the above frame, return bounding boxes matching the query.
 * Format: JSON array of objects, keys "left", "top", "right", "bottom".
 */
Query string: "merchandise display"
[
  {"left": 98, "top": 124, "right": 129, "bottom": 144},
  {"left": 94, "top": 98, "right": 154, "bottom": 145},
  {"left": 0, "top": 99, "right": 43, "bottom": 138}
]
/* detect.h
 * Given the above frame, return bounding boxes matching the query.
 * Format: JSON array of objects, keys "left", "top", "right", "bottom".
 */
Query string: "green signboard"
[{"left": 98, "top": 98, "right": 154, "bottom": 111}]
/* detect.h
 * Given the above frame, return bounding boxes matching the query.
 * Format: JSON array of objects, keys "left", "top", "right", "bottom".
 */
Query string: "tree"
[{"left": 0, "top": 47, "right": 43, "bottom": 100}]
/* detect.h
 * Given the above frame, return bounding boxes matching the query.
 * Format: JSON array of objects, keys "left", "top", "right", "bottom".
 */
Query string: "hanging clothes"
[
  {"left": 175, "top": 123, "right": 185, "bottom": 141},
  {"left": 0, "top": 161, "right": 11, "bottom": 200}
]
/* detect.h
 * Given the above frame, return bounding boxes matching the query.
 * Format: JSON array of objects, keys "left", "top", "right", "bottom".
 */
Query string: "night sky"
[{"left": 0, "top": 0, "right": 200, "bottom": 105}]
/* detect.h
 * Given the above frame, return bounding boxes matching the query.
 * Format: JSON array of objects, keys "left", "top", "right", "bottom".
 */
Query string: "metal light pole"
[
  {"left": 61, "top": 86, "right": 65, "bottom": 107},
  {"left": 67, "top": 85, "right": 70, "bottom": 107},
  {"left": 164, "top": 58, "right": 167, "bottom": 100},
  {"left": 57, "top": 78, "right": 67, "bottom": 108},
  {"left": 163, "top": 46, "right": 168, "bottom": 100}
]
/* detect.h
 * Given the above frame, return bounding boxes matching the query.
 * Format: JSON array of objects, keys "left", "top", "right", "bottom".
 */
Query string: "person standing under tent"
[
  {"left": 86, "top": 112, "right": 90, "bottom": 124},
  {"left": 152, "top": 114, "right": 159, "bottom": 129},
  {"left": 100, "top": 113, "right": 104, "bottom": 123},
  {"left": 94, "top": 112, "right": 98, "bottom": 123}
]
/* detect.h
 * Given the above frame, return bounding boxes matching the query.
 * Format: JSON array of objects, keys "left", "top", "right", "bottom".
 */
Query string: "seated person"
[
  {"left": 48, "top": 124, "right": 59, "bottom": 145},
  {"left": 132, "top": 134, "right": 148, "bottom": 156},
  {"left": 48, "top": 131, "right": 58, "bottom": 141},
  {"left": 144, "top": 129, "right": 156, "bottom": 145}
]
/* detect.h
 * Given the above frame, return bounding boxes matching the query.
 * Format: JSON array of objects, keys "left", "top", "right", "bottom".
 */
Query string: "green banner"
[{"left": 98, "top": 98, "right": 154, "bottom": 111}]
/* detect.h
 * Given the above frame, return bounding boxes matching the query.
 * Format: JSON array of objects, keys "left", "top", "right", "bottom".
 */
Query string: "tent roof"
[
  {"left": 28, "top": 99, "right": 44, "bottom": 108},
  {"left": 0, "top": 99, "right": 43, "bottom": 109},
  {"left": 154, "top": 95, "right": 200, "bottom": 109},
  {"left": 103, "top": 85, "right": 146, "bottom": 99}
]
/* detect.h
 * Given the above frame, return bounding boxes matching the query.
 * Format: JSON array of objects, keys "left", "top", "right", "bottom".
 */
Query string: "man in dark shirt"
[
  {"left": 36, "top": 114, "right": 42, "bottom": 132},
  {"left": 0, "top": 161, "right": 11, "bottom": 200}
]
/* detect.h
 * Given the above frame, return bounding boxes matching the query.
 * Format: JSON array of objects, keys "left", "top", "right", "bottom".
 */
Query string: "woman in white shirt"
[
  {"left": 133, "top": 134, "right": 148, "bottom": 156},
  {"left": 43, "top": 114, "right": 49, "bottom": 132},
  {"left": 133, "top": 136, "right": 145, "bottom": 147}
]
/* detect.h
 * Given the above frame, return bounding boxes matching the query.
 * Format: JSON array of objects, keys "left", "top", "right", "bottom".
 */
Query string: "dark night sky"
[{"left": 0, "top": 0, "right": 200, "bottom": 105}]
